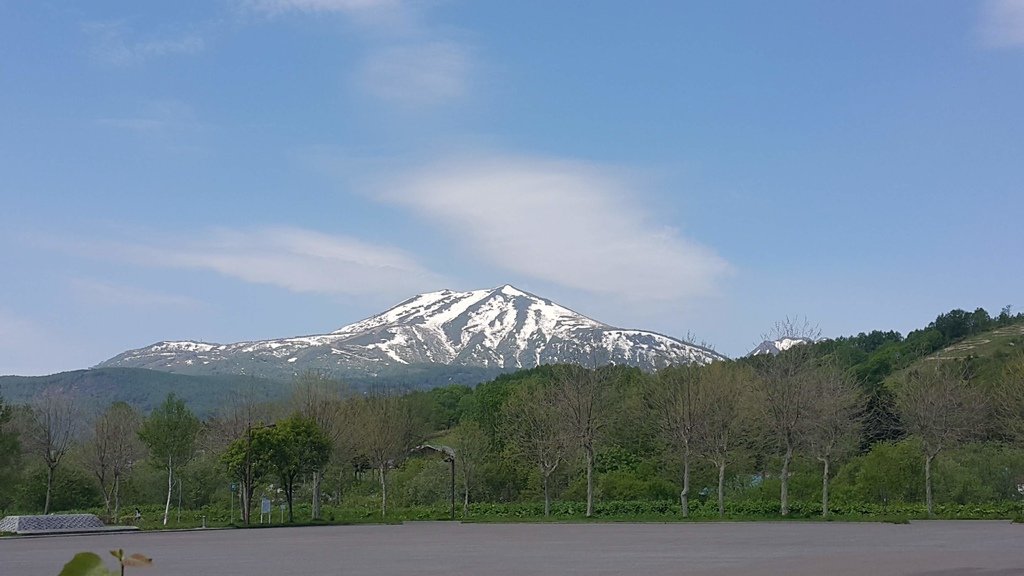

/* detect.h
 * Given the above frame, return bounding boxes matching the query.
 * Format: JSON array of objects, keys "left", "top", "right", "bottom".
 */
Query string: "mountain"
[
  {"left": 98, "top": 284, "right": 725, "bottom": 382},
  {"left": 747, "top": 337, "right": 813, "bottom": 357}
]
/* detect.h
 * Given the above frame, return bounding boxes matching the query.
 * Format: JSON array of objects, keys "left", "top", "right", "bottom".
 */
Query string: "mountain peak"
[
  {"left": 495, "top": 284, "right": 528, "bottom": 297},
  {"left": 98, "top": 285, "right": 727, "bottom": 382}
]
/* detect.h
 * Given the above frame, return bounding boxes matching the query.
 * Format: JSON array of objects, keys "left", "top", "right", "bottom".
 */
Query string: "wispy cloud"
[
  {"left": 239, "top": 0, "right": 471, "bottom": 108},
  {"left": 978, "top": 0, "right": 1024, "bottom": 48},
  {"left": 83, "top": 21, "right": 204, "bottom": 66},
  {"left": 242, "top": 0, "right": 400, "bottom": 16},
  {"left": 69, "top": 278, "right": 202, "bottom": 310},
  {"left": 95, "top": 99, "right": 204, "bottom": 134},
  {"left": 358, "top": 42, "right": 471, "bottom": 108},
  {"left": 380, "top": 154, "right": 732, "bottom": 302},
  {"left": 0, "top": 310, "right": 67, "bottom": 376},
  {"left": 94, "top": 227, "right": 446, "bottom": 298}
]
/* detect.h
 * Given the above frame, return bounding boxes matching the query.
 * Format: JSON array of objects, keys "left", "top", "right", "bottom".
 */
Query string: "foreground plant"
[{"left": 58, "top": 549, "right": 152, "bottom": 576}]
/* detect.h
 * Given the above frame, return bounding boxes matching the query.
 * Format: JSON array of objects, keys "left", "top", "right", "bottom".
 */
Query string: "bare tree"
[
  {"left": 693, "top": 361, "right": 749, "bottom": 517},
  {"left": 20, "top": 390, "right": 78, "bottom": 514},
  {"left": 353, "top": 388, "right": 412, "bottom": 518},
  {"left": 750, "top": 318, "right": 821, "bottom": 516},
  {"left": 646, "top": 365, "right": 703, "bottom": 517},
  {"left": 450, "top": 419, "right": 488, "bottom": 516},
  {"left": 553, "top": 364, "right": 614, "bottom": 518},
  {"left": 994, "top": 351, "right": 1024, "bottom": 443},
  {"left": 84, "top": 402, "right": 142, "bottom": 521},
  {"left": 502, "top": 383, "right": 570, "bottom": 517},
  {"left": 291, "top": 371, "right": 348, "bottom": 520},
  {"left": 894, "top": 362, "right": 986, "bottom": 516},
  {"left": 805, "top": 362, "right": 864, "bottom": 517}
]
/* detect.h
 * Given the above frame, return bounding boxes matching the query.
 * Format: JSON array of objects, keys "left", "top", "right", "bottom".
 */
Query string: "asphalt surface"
[{"left": 3, "top": 520, "right": 1023, "bottom": 576}]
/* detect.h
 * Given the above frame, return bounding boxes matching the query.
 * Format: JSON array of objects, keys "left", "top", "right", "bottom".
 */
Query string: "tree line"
[{"left": 1, "top": 309, "right": 1022, "bottom": 523}]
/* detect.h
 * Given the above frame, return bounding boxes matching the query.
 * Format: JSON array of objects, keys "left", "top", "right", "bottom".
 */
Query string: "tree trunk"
[
  {"left": 821, "top": 457, "right": 830, "bottom": 518},
  {"left": 680, "top": 451, "right": 690, "bottom": 518},
  {"left": 717, "top": 461, "right": 727, "bottom": 518},
  {"left": 286, "top": 477, "right": 294, "bottom": 523},
  {"left": 163, "top": 456, "right": 173, "bottom": 526},
  {"left": 113, "top": 473, "right": 121, "bottom": 522},
  {"left": 585, "top": 447, "right": 594, "bottom": 518},
  {"left": 379, "top": 465, "right": 387, "bottom": 518},
  {"left": 543, "top": 474, "right": 551, "bottom": 517},
  {"left": 242, "top": 484, "right": 252, "bottom": 525},
  {"left": 463, "top": 475, "right": 469, "bottom": 517},
  {"left": 780, "top": 445, "right": 793, "bottom": 516},
  {"left": 925, "top": 453, "right": 934, "bottom": 517},
  {"left": 44, "top": 466, "right": 54, "bottom": 515},
  {"left": 100, "top": 475, "right": 112, "bottom": 518},
  {"left": 312, "top": 469, "right": 322, "bottom": 520}
]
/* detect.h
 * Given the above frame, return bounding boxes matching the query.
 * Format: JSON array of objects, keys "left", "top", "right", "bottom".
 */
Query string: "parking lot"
[{"left": 2, "top": 520, "right": 1023, "bottom": 576}]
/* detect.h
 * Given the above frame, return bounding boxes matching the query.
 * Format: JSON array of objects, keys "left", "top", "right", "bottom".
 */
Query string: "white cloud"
[
  {"left": 83, "top": 21, "right": 204, "bottom": 66},
  {"left": 978, "top": 0, "right": 1024, "bottom": 48},
  {"left": 380, "top": 154, "right": 732, "bottom": 302},
  {"left": 108, "top": 227, "right": 446, "bottom": 298},
  {"left": 358, "top": 42, "right": 471, "bottom": 108}
]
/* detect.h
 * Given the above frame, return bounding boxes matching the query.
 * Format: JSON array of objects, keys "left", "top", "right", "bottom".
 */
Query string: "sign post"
[{"left": 260, "top": 497, "right": 272, "bottom": 524}]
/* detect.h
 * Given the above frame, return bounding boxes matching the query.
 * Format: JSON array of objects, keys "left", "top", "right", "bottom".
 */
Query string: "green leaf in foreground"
[{"left": 58, "top": 552, "right": 115, "bottom": 576}]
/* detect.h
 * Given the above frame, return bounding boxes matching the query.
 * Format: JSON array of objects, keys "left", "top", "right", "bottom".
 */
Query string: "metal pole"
[{"left": 244, "top": 424, "right": 251, "bottom": 526}]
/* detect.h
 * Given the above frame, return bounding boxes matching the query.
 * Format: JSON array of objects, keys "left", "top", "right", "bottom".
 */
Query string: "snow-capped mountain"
[
  {"left": 98, "top": 285, "right": 725, "bottom": 382},
  {"left": 747, "top": 337, "right": 813, "bottom": 357}
]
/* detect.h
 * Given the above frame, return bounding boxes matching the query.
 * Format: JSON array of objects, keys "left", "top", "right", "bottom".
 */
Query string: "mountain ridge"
[{"left": 98, "top": 284, "right": 725, "bottom": 380}]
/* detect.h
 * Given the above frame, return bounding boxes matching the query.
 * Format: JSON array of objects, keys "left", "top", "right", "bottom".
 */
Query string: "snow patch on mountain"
[
  {"left": 748, "top": 337, "right": 814, "bottom": 357},
  {"left": 98, "top": 284, "right": 725, "bottom": 380}
]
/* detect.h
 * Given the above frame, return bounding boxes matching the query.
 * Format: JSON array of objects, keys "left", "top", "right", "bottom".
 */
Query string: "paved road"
[{"left": 3, "top": 520, "right": 1023, "bottom": 576}]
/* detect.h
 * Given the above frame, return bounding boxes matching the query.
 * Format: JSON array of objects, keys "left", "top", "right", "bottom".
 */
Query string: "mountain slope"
[{"left": 98, "top": 285, "right": 724, "bottom": 381}]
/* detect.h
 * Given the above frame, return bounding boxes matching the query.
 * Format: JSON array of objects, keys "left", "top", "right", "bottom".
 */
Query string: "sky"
[{"left": 1, "top": 1, "right": 1022, "bottom": 376}]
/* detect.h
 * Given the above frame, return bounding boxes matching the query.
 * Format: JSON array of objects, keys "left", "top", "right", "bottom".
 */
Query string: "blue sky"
[{"left": 2, "top": 1, "right": 1022, "bottom": 375}]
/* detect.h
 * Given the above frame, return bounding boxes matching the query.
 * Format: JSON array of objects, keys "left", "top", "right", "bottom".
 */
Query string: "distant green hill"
[
  {"left": 0, "top": 368, "right": 286, "bottom": 415},
  {"left": 926, "top": 322, "right": 1024, "bottom": 362},
  {"left": 0, "top": 363, "right": 507, "bottom": 415}
]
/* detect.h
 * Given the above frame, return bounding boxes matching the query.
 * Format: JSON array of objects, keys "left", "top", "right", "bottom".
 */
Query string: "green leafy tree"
[
  {"left": 0, "top": 394, "right": 22, "bottom": 514},
  {"left": 262, "top": 415, "right": 331, "bottom": 523},
  {"left": 138, "top": 394, "right": 200, "bottom": 526}
]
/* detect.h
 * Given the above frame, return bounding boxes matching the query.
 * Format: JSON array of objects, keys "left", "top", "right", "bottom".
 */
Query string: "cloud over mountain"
[{"left": 381, "top": 154, "right": 731, "bottom": 302}]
